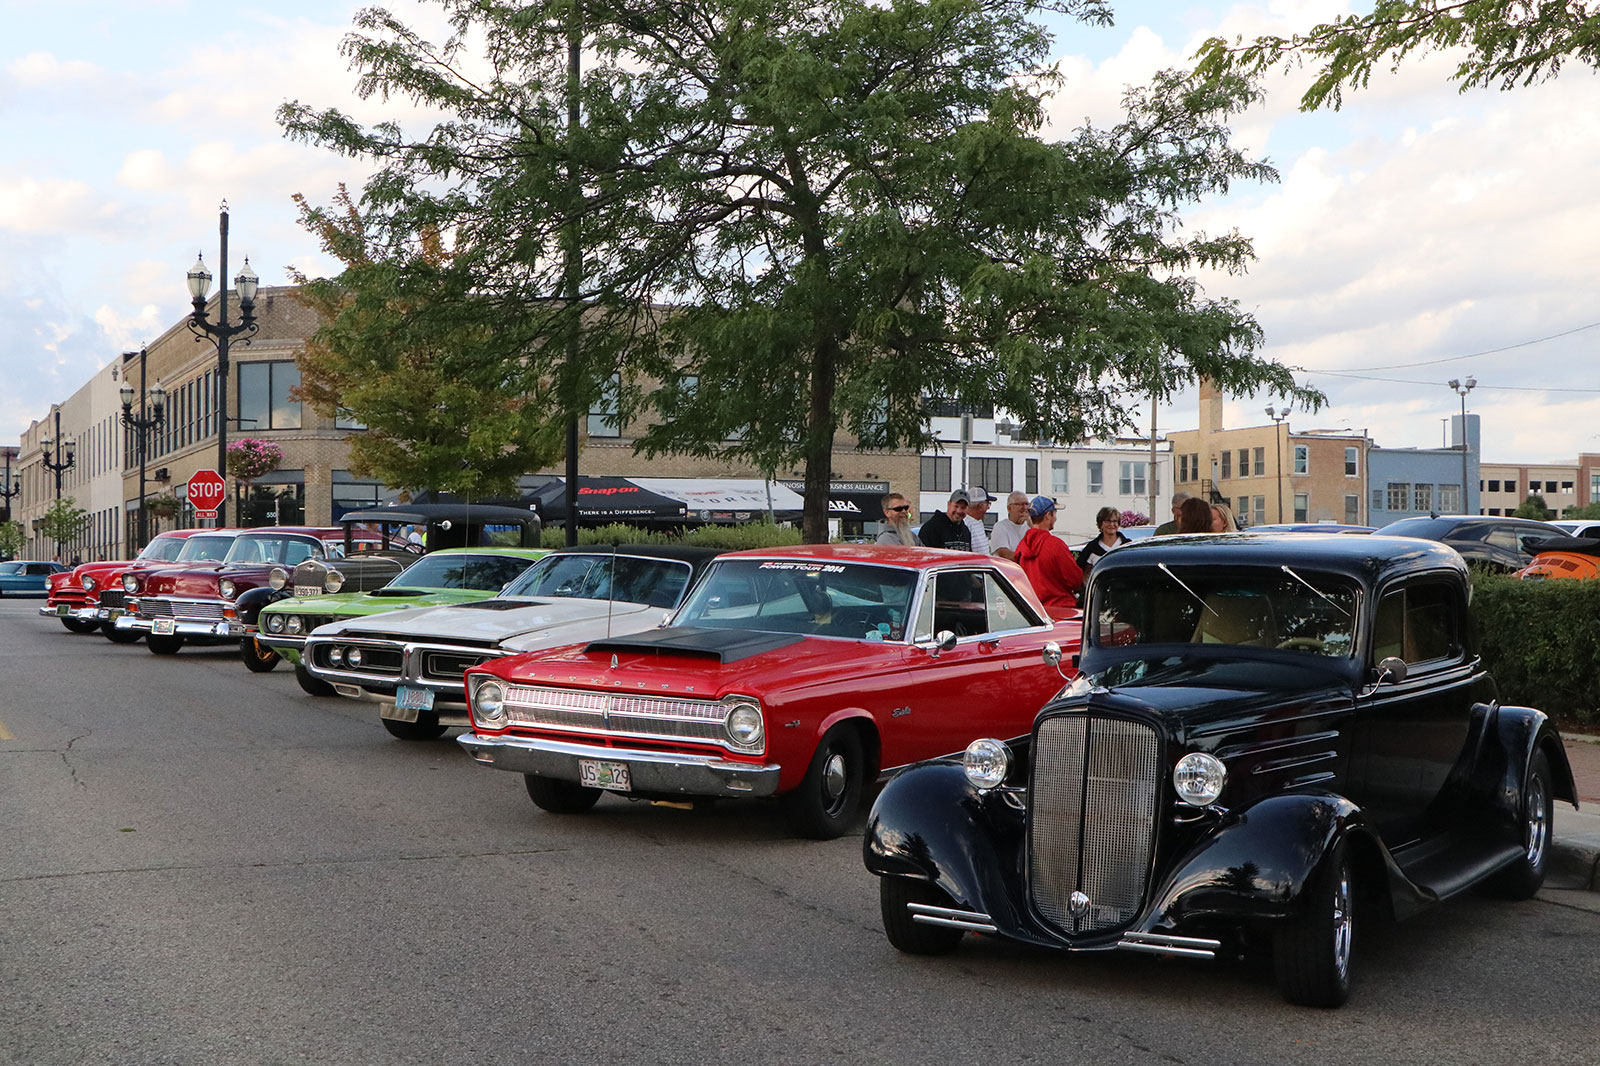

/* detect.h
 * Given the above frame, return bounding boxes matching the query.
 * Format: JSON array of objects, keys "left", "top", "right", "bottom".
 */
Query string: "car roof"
[
  {"left": 1092, "top": 531, "right": 1468, "bottom": 587},
  {"left": 1380, "top": 514, "right": 1568, "bottom": 538},
  {"left": 720, "top": 543, "right": 991, "bottom": 570}
]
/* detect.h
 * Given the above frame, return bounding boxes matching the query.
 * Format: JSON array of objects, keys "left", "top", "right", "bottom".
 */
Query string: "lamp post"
[
  {"left": 119, "top": 348, "right": 167, "bottom": 551},
  {"left": 186, "top": 201, "right": 258, "bottom": 528},
  {"left": 40, "top": 407, "right": 77, "bottom": 559},
  {"left": 1265, "top": 404, "right": 1290, "bottom": 523},
  {"left": 0, "top": 446, "right": 19, "bottom": 524},
  {"left": 1447, "top": 377, "right": 1476, "bottom": 513}
]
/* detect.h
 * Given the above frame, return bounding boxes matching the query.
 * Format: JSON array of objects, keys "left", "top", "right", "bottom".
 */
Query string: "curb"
[{"left": 1550, "top": 840, "right": 1600, "bottom": 893}]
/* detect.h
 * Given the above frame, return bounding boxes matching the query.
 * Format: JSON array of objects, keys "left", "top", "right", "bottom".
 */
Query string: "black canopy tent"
[{"left": 523, "top": 477, "right": 690, "bottom": 526}]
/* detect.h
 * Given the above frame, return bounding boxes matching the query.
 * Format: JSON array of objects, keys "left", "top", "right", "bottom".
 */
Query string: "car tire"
[
  {"left": 294, "top": 664, "right": 336, "bottom": 698},
  {"left": 381, "top": 715, "right": 449, "bottom": 741},
  {"left": 102, "top": 626, "right": 141, "bottom": 645},
  {"left": 780, "top": 725, "right": 867, "bottom": 840},
  {"left": 61, "top": 617, "right": 100, "bottom": 634},
  {"left": 1273, "top": 838, "right": 1356, "bottom": 1008},
  {"left": 524, "top": 774, "right": 603, "bottom": 814},
  {"left": 880, "top": 877, "right": 964, "bottom": 956},
  {"left": 1482, "top": 750, "right": 1552, "bottom": 900},
  {"left": 146, "top": 634, "right": 185, "bottom": 655},
  {"left": 241, "top": 637, "right": 281, "bottom": 673}
]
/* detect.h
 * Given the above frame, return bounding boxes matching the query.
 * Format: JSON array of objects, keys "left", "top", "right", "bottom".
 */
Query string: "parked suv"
[{"left": 1379, "top": 514, "right": 1569, "bottom": 572}]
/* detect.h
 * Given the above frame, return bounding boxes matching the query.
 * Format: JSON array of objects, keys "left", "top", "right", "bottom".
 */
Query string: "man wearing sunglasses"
[{"left": 875, "top": 492, "right": 919, "bottom": 546}]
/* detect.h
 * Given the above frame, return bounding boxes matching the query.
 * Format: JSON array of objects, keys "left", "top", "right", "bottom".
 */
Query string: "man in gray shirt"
[{"left": 964, "top": 486, "right": 995, "bottom": 555}]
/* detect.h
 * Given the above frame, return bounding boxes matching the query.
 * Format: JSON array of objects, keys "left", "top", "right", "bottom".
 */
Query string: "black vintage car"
[{"left": 865, "top": 533, "right": 1576, "bottom": 1008}]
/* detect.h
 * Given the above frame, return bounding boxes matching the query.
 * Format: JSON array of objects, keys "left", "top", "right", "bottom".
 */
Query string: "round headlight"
[
  {"left": 963, "top": 738, "right": 1011, "bottom": 789},
  {"left": 286, "top": 616, "right": 304, "bottom": 635},
  {"left": 268, "top": 567, "right": 289, "bottom": 590},
  {"left": 725, "top": 702, "right": 763, "bottom": 747},
  {"left": 264, "top": 613, "right": 286, "bottom": 633},
  {"left": 346, "top": 647, "right": 364, "bottom": 668},
  {"left": 327, "top": 646, "right": 346, "bottom": 667},
  {"left": 475, "top": 679, "right": 506, "bottom": 723},
  {"left": 81, "top": 575, "right": 96, "bottom": 591},
  {"left": 324, "top": 570, "right": 345, "bottom": 594},
  {"left": 122, "top": 574, "right": 139, "bottom": 593},
  {"left": 1173, "top": 752, "right": 1228, "bottom": 807},
  {"left": 219, "top": 579, "right": 237, "bottom": 599}
]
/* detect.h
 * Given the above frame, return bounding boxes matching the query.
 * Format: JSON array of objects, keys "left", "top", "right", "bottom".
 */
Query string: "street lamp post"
[
  {"left": 1265, "top": 404, "right": 1290, "bottom": 523},
  {"left": 120, "top": 348, "right": 167, "bottom": 551},
  {"left": 186, "top": 201, "right": 258, "bottom": 528},
  {"left": 1447, "top": 377, "right": 1476, "bottom": 514},
  {"left": 39, "top": 407, "right": 77, "bottom": 559},
  {"left": 0, "top": 446, "right": 19, "bottom": 524}
]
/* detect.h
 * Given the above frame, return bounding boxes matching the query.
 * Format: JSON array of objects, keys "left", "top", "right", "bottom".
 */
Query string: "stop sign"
[{"left": 186, "top": 469, "right": 227, "bottom": 519}]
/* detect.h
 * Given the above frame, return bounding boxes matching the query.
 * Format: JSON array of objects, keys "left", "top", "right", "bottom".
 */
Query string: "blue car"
[{"left": 0, "top": 560, "right": 68, "bottom": 596}]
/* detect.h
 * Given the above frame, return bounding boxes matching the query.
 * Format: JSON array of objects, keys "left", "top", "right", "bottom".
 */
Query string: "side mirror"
[
  {"left": 1376, "top": 655, "right": 1407, "bottom": 685},
  {"left": 1042, "top": 641, "right": 1062, "bottom": 667},
  {"left": 918, "top": 630, "right": 959, "bottom": 656}
]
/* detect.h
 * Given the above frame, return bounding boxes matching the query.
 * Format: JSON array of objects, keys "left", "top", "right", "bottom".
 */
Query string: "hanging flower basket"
[
  {"left": 145, "top": 493, "right": 181, "bottom": 519},
  {"left": 226, "top": 439, "right": 284, "bottom": 483}
]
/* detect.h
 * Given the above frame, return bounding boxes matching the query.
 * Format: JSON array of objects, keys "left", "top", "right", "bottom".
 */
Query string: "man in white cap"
[
  {"left": 964, "top": 486, "right": 996, "bottom": 555},
  {"left": 918, "top": 488, "right": 973, "bottom": 551}
]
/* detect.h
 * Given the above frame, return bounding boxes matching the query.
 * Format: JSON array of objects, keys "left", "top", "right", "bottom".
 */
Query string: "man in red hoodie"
[{"left": 1014, "top": 495, "right": 1083, "bottom": 616}]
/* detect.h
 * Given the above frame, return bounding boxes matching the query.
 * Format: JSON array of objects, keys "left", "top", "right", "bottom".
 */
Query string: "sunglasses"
[{"left": 887, "top": 505, "right": 911, "bottom": 513}]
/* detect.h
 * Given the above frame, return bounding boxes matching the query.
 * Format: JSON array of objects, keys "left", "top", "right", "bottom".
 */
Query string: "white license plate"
[
  {"left": 153, "top": 618, "right": 176, "bottom": 635},
  {"left": 56, "top": 605, "right": 71, "bottom": 616},
  {"left": 395, "top": 685, "right": 434, "bottom": 713},
  {"left": 294, "top": 585, "right": 322, "bottom": 597},
  {"left": 578, "top": 759, "right": 632, "bottom": 792}
]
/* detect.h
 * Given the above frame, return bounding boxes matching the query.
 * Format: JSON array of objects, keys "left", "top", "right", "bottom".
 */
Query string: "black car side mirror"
[{"left": 1359, "top": 655, "right": 1408, "bottom": 698}]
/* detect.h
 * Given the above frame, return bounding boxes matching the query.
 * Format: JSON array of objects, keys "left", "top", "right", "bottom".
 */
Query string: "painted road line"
[{"left": 0, "top": 720, "right": 13, "bottom": 740}]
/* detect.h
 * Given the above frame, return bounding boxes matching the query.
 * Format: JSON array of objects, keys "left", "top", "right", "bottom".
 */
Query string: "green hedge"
[
  {"left": 1473, "top": 573, "right": 1600, "bottom": 731},
  {"left": 540, "top": 522, "right": 804, "bottom": 550}
]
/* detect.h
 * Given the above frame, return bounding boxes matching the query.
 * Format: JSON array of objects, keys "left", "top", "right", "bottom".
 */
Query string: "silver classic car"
[{"left": 301, "top": 545, "right": 720, "bottom": 740}]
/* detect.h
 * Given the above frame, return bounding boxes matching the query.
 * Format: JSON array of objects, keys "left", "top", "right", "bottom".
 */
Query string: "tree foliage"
[
  {"left": 281, "top": 0, "right": 1322, "bottom": 540},
  {"left": 1194, "top": 0, "right": 1600, "bottom": 111},
  {"left": 38, "top": 498, "right": 89, "bottom": 549},
  {"left": 0, "top": 520, "right": 24, "bottom": 559},
  {"left": 1514, "top": 493, "right": 1553, "bottom": 520}
]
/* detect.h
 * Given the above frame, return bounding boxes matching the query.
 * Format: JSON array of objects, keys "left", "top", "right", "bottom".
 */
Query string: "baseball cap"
[
  {"left": 947, "top": 488, "right": 971, "bottom": 505},
  {"left": 1027, "top": 495, "right": 1057, "bottom": 519},
  {"left": 969, "top": 486, "right": 997, "bottom": 502}
]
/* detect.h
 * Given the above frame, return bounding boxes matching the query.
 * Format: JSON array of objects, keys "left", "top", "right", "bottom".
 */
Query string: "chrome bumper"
[
  {"left": 457, "top": 732, "right": 781, "bottom": 799},
  {"left": 115, "top": 615, "right": 245, "bottom": 638},
  {"left": 255, "top": 633, "right": 308, "bottom": 653},
  {"left": 40, "top": 604, "right": 95, "bottom": 621},
  {"left": 902, "top": 900, "right": 1223, "bottom": 960}
]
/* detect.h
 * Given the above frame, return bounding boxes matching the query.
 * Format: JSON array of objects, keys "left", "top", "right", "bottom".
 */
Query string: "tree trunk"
[{"left": 801, "top": 338, "right": 839, "bottom": 544}]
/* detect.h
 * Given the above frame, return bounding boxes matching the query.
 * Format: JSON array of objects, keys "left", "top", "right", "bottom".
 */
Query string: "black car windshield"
[
  {"left": 501, "top": 553, "right": 692, "bottom": 609},
  {"left": 390, "top": 553, "right": 537, "bottom": 591},
  {"left": 223, "top": 535, "right": 322, "bottom": 566},
  {"left": 675, "top": 558, "right": 917, "bottom": 640},
  {"left": 139, "top": 537, "right": 188, "bottom": 562},
  {"left": 175, "top": 535, "right": 235, "bottom": 562},
  {"left": 1095, "top": 567, "right": 1358, "bottom": 657}
]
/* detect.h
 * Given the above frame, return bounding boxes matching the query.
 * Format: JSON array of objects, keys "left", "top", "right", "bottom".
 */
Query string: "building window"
[
  {"left": 1505, "top": 480, "right": 1517, "bottom": 496},
  {"left": 1345, "top": 447, "right": 1358, "bottom": 476},
  {"left": 585, "top": 374, "right": 621, "bottom": 438},
  {"left": 1119, "top": 461, "right": 1147, "bottom": 496},
  {"left": 1345, "top": 494, "right": 1359, "bottom": 524},
  {"left": 1025, "top": 459, "right": 1038, "bottom": 495},
  {"left": 1439, "top": 484, "right": 1461, "bottom": 512},
  {"left": 1178, "top": 454, "right": 1189, "bottom": 482},
  {"left": 1252, "top": 447, "right": 1265, "bottom": 476},
  {"left": 1238, "top": 449, "right": 1249, "bottom": 478},
  {"left": 1190, "top": 453, "right": 1199, "bottom": 482},
  {"left": 1544, "top": 480, "right": 1557, "bottom": 493},
  {"left": 1387, "top": 483, "right": 1410, "bottom": 511},
  {"left": 1220, "top": 451, "right": 1231, "bottom": 479},
  {"left": 1051, "top": 460, "right": 1069, "bottom": 494},
  {"left": 1294, "top": 493, "right": 1309, "bottom": 522},
  {"left": 920, "top": 455, "right": 951, "bottom": 492},
  {"left": 1294, "top": 444, "right": 1309, "bottom": 475},
  {"left": 1371, "top": 487, "right": 1385, "bottom": 513},
  {"left": 1086, "top": 461, "right": 1104, "bottom": 494},
  {"left": 968, "top": 458, "right": 1013, "bottom": 495},
  {"left": 1237, "top": 496, "right": 1250, "bottom": 520},
  {"left": 1414, "top": 483, "right": 1434, "bottom": 512},
  {"left": 238, "top": 360, "right": 303, "bottom": 431},
  {"left": 1487, "top": 479, "right": 1500, "bottom": 492},
  {"left": 1251, "top": 496, "right": 1266, "bottom": 527},
  {"left": 1561, "top": 481, "right": 1574, "bottom": 492}
]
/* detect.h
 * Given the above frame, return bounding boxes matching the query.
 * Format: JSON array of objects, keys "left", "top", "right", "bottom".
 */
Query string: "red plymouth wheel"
[
  {"left": 524, "top": 774, "right": 602, "bottom": 814},
  {"left": 781, "top": 726, "right": 866, "bottom": 840}
]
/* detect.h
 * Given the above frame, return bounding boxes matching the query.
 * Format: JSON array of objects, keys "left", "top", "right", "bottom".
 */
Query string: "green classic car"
[{"left": 256, "top": 547, "right": 546, "bottom": 696}]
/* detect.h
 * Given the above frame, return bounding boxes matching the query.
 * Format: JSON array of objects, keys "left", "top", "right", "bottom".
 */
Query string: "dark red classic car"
[
  {"left": 114, "top": 527, "right": 378, "bottom": 657},
  {"left": 459, "top": 545, "right": 1081, "bottom": 838},
  {"left": 39, "top": 529, "right": 241, "bottom": 642}
]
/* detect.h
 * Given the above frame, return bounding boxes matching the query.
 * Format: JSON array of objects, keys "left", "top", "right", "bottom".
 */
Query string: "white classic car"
[{"left": 300, "top": 545, "right": 721, "bottom": 739}]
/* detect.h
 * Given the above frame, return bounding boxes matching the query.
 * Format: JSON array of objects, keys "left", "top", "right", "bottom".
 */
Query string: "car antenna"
[{"left": 607, "top": 542, "right": 616, "bottom": 638}]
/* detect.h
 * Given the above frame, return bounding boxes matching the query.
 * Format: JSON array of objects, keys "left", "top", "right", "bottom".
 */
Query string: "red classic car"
[
  {"left": 39, "top": 529, "right": 242, "bottom": 643},
  {"left": 115, "top": 527, "right": 378, "bottom": 657},
  {"left": 458, "top": 545, "right": 1081, "bottom": 838}
]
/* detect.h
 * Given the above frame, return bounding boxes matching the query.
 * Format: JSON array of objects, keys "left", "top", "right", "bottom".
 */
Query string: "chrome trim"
[
  {"left": 456, "top": 731, "right": 780, "bottom": 798},
  {"left": 907, "top": 902, "right": 998, "bottom": 934},
  {"left": 304, "top": 636, "right": 507, "bottom": 695},
  {"left": 493, "top": 683, "right": 763, "bottom": 756},
  {"left": 1116, "top": 933, "right": 1220, "bottom": 959}
]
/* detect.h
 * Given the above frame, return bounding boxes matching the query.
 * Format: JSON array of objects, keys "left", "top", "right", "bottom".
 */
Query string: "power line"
[
  {"left": 1305, "top": 369, "right": 1600, "bottom": 393},
  {"left": 1322, "top": 319, "right": 1600, "bottom": 372}
]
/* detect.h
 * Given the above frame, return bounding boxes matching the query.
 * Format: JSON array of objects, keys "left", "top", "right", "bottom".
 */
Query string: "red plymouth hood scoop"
[{"left": 584, "top": 626, "right": 805, "bottom": 664}]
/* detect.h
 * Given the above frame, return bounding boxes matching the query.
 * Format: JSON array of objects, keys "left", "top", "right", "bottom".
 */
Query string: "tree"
[
  {"left": 0, "top": 520, "right": 23, "bottom": 560},
  {"left": 38, "top": 498, "right": 89, "bottom": 556},
  {"left": 282, "top": 0, "right": 1322, "bottom": 541},
  {"left": 1514, "top": 493, "right": 1553, "bottom": 520},
  {"left": 1194, "top": 1, "right": 1600, "bottom": 111},
  {"left": 1562, "top": 501, "right": 1600, "bottom": 520}
]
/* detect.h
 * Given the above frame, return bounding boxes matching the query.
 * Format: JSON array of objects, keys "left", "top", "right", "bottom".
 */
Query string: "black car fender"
[
  {"left": 1489, "top": 705, "right": 1578, "bottom": 809},
  {"left": 235, "top": 586, "right": 290, "bottom": 627}
]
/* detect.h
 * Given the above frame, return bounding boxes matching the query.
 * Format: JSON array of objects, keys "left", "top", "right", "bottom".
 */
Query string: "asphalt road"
[{"left": 2, "top": 598, "right": 1597, "bottom": 1066}]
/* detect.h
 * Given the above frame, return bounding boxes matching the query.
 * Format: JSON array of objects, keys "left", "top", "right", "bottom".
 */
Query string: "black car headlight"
[
  {"left": 324, "top": 570, "right": 345, "bottom": 594},
  {"left": 964, "top": 738, "right": 1011, "bottom": 789},
  {"left": 269, "top": 567, "right": 289, "bottom": 591},
  {"left": 1173, "top": 752, "right": 1227, "bottom": 807}
]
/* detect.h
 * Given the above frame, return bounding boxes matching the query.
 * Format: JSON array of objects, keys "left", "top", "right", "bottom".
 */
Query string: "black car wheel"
[
  {"left": 780, "top": 726, "right": 866, "bottom": 840},
  {"left": 524, "top": 774, "right": 603, "bottom": 814},
  {"left": 102, "top": 626, "right": 141, "bottom": 644},
  {"left": 60, "top": 617, "right": 100, "bottom": 634},
  {"left": 294, "top": 664, "right": 336, "bottom": 698},
  {"left": 241, "top": 637, "right": 282, "bottom": 673},
  {"left": 1483, "top": 750, "right": 1552, "bottom": 900},
  {"left": 880, "top": 877, "right": 964, "bottom": 956},
  {"left": 1274, "top": 839, "right": 1355, "bottom": 1008},
  {"left": 146, "top": 634, "right": 185, "bottom": 655},
  {"left": 381, "top": 715, "right": 448, "bottom": 741}
]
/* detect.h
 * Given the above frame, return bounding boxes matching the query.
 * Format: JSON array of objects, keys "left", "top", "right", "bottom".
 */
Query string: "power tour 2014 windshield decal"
[{"left": 757, "top": 561, "right": 847, "bottom": 573}]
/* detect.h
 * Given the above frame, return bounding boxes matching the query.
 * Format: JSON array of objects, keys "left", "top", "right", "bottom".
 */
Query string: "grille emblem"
[{"left": 1069, "top": 891, "right": 1090, "bottom": 917}]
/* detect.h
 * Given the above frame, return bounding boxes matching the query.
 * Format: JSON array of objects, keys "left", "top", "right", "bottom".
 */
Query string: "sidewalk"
[{"left": 1551, "top": 734, "right": 1600, "bottom": 892}]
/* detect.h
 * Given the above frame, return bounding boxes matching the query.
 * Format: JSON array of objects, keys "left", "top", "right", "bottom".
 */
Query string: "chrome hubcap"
[
  {"left": 821, "top": 753, "right": 848, "bottom": 808},
  {"left": 1332, "top": 868, "right": 1353, "bottom": 981},
  {"left": 1526, "top": 777, "right": 1548, "bottom": 865}
]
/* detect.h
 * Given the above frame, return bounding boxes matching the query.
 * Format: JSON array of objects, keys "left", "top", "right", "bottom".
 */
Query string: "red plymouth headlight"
[{"left": 471, "top": 678, "right": 507, "bottom": 724}]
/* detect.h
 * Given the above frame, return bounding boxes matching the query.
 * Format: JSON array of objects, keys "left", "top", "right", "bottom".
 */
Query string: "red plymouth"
[{"left": 459, "top": 545, "right": 1080, "bottom": 838}]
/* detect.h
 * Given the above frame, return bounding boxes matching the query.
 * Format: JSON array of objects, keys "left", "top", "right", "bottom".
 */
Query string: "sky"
[{"left": 3, "top": 0, "right": 1597, "bottom": 464}]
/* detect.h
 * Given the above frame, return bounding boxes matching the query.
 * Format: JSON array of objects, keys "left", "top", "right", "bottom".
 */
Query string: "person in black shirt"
[
  {"left": 918, "top": 488, "right": 974, "bottom": 551},
  {"left": 1076, "top": 506, "right": 1131, "bottom": 571}
]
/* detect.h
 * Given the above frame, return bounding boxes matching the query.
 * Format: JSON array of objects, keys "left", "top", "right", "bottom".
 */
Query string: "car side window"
[
  {"left": 985, "top": 576, "right": 1043, "bottom": 633},
  {"left": 1514, "top": 529, "right": 1551, "bottom": 553},
  {"left": 930, "top": 571, "right": 990, "bottom": 638},
  {"left": 1373, "top": 581, "right": 1460, "bottom": 668},
  {"left": 1484, "top": 527, "right": 1519, "bottom": 552}
]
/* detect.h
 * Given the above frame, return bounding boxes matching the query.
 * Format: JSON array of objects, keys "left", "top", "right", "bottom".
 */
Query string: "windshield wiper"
[
  {"left": 1158, "top": 563, "right": 1213, "bottom": 616},
  {"left": 1280, "top": 565, "right": 1350, "bottom": 616}
]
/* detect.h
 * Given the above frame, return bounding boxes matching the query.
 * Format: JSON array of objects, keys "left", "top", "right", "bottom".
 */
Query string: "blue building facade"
[{"left": 1367, "top": 415, "right": 1480, "bottom": 526}]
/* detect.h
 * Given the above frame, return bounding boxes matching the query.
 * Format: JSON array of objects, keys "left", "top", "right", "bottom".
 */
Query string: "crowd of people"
[{"left": 875, "top": 486, "right": 1241, "bottom": 616}]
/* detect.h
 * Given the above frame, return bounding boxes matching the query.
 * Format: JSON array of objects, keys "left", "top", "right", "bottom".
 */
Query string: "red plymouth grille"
[{"left": 499, "top": 684, "right": 757, "bottom": 754}]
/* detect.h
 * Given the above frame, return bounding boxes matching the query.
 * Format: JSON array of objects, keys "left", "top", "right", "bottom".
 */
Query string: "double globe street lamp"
[
  {"left": 0, "top": 446, "right": 19, "bottom": 524},
  {"left": 39, "top": 408, "right": 77, "bottom": 559},
  {"left": 186, "top": 201, "right": 258, "bottom": 527},
  {"left": 119, "top": 348, "right": 167, "bottom": 550},
  {"left": 1265, "top": 404, "right": 1291, "bottom": 523},
  {"left": 1447, "top": 377, "right": 1476, "bottom": 513}
]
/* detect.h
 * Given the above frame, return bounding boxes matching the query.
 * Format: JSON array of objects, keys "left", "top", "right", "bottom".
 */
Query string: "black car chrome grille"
[
  {"left": 1028, "top": 715, "right": 1160, "bottom": 936},
  {"left": 138, "top": 597, "right": 225, "bottom": 622},
  {"left": 97, "top": 590, "right": 126, "bottom": 609}
]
